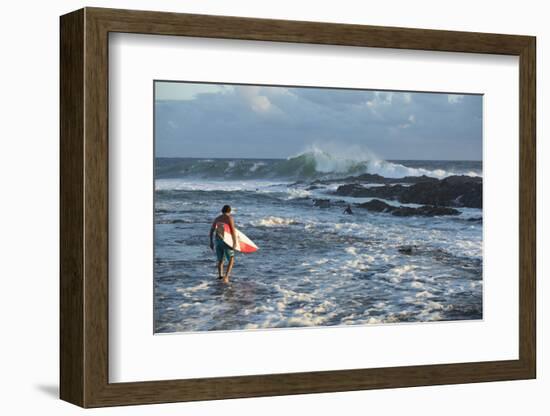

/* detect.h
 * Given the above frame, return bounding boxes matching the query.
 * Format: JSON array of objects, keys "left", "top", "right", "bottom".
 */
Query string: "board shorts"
[{"left": 215, "top": 236, "right": 234, "bottom": 262}]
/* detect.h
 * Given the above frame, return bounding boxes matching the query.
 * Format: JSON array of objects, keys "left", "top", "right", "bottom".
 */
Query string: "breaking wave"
[{"left": 156, "top": 147, "right": 481, "bottom": 180}]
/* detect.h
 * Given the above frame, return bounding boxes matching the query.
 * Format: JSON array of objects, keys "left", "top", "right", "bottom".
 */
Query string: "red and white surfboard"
[{"left": 216, "top": 223, "right": 259, "bottom": 253}]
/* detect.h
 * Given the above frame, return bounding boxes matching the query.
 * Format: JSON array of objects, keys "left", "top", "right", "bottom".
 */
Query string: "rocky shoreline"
[
  {"left": 334, "top": 175, "right": 482, "bottom": 209},
  {"left": 308, "top": 174, "right": 482, "bottom": 217},
  {"left": 355, "top": 199, "right": 460, "bottom": 217}
]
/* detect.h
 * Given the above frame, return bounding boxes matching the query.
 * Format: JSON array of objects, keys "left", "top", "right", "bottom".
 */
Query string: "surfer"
[
  {"left": 343, "top": 204, "right": 354, "bottom": 215},
  {"left": 209, "top": 205, "right": 238, "bottom": 283}
]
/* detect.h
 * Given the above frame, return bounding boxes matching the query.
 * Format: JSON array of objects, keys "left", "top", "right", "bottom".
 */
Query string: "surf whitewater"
[{"left": 154, "top": 152, "right": 483, "bottom": 333}]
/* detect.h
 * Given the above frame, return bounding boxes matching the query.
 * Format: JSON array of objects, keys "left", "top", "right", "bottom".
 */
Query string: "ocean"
[{"left": 154, "top": 151, "right": 483, "bottom": 333}]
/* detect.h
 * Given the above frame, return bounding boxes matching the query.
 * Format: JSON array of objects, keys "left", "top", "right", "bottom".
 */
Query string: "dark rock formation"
[
  {"left": 313, "top": 173, "right": 439, "bottom": 186},
  {"left": 399, "top": 175, "right": 482, "bottom": 208},
  {"left": 398, "top": 175, "right": 441, "bottom": 184},
  {"left": 313, "top": 199, "right": 331, "bottom": 208},
  {"left": 355, "top": 199, "right": 460, "bottom": 217},
  {"left": 398, "top": 245, "right": 417, "bottom": 255},
  {"left": 336, "top": 175, "right": 482, "bottom": 208},
  {"left": 356, "top": 199, "right": 393, "bottom": 212},
  {"left": 391, "top": 205, "right": 461, "bottom": 217},
  {"left": 467, "top": 217, "right": 483, "bottom": 222},
  {"left": 336, "top": 183, "right": 407, "bottom": 199}
]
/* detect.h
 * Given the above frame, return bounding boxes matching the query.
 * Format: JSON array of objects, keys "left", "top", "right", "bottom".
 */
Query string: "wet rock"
[
  {"left": 398, "top": 175, "right": 441, "bottom": 184},
  {"left": 315, "top": 173, "right": 439, "bottom": 186},
  {"left": 391, "top": 205, "right": 460, "bottom": 217},
  {"left": 355, "top": 199, "right": 460, "bottom": 217},
  {"left": 398, "top": 245, "right": 418, "bottom": 255},
  {"left": 399, "top": 175, "right": 482, "bottom": 208},
  {"left": 346, "top": 173, "right": 389, "bottom": 183},
  {"left": 356, "top": 199, "right": 394, "bottom": 212},
  {"left": 467, "top": 217, "right": 483, "bottom": 222},
  {"left": 396, "top": 245, "right": 482, "bottom": 273},
  {"left": 313, "top": 199, "right": 331, "bottom": 208},
  {"left": 335, "top": 183, "right": 366, "bottom": 196},
  {"left": 336, "top": 184, "right": 407, "bottom": 199},
  {"left": 336, "top": 175, "right": 482, "bottom": 208}
]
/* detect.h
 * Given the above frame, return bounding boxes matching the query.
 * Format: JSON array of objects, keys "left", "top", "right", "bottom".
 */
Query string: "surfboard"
[{"left": 216, "top": 223, "right": 259, "bottom": 253}]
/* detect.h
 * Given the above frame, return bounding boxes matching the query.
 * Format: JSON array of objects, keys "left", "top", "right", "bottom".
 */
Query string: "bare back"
[{"left": 212, "top": 213, "right": 235, "bottom": 238}]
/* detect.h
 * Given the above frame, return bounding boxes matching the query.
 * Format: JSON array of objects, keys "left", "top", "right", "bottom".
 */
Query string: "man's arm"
[
  {"left": 229, "top": 216, "right": 238, "bottom": 250},
  {"left": 209, "top": 220, "right": 215, "bottom": 250}
]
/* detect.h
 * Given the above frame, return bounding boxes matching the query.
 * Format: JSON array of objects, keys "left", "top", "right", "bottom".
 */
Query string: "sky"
[{"left": 154, "top": 81, "right": 482, "bottom": 161}]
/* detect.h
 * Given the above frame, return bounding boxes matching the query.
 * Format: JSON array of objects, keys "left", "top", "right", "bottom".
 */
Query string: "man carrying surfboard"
[{"left": 209, "top": 205, "right": 238, "bottom": 283}]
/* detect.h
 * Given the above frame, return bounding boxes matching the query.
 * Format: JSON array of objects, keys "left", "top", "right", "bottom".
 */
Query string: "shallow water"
[{"left": 154, "top": 158, "right": 483, "bottom": 333}]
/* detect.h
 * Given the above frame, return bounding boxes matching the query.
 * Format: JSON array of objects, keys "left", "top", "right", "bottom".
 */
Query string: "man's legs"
[
  {"left": 215, "top": 238, "right": 225, "bottom": 279},
  {"left": 223, "top": 256, "right": 235, "bottom": 283},
  {"left": 217, "top": 260, "right": 224, "bottom": 279}
]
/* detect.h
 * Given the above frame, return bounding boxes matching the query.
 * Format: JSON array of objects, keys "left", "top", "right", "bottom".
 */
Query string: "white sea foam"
[
  {"left": 249, "top": 162, "right": 266, "bottom": 172},
  {"left": 155, "top": 179, "right": 286, "bottom": 192},
  {"left": 411, "top": 281, "right": 424, "bottom": 289},
  {"left": 345, "top": 247, "right": 358, "bottom": 255},
  {"left": 285, "top": 188, "right": 311, "bottom": 199},
  {"left": 253, "top": 216, "right": 299, "bottom": 227},
  {"left": 286, "top": 315, "right": 326, "bottom": 327},
  {"left": 176, "top": 281, "right": 209, "bottom": 293},
  {"left": 416, "top": 290, "right": 435, "bottom": 299},
  {"left": 394, "top": 264, "right": 415, "bottom": 275}
]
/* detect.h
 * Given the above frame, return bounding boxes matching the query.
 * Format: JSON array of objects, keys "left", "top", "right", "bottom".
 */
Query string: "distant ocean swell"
[{"left": 156, "top": 149, "right": 482, "bottom": 181}]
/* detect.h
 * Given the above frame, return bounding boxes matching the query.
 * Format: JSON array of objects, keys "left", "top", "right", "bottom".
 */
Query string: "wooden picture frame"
[{"left": 60, "top": 7, "right": 536, "bottom": 408}]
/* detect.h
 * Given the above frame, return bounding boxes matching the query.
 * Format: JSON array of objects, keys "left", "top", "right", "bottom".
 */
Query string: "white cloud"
[
  {"left": 155, "top": 82, "right": 230, "bottom": 100},
  {"left": 375, "top": 91, "right": 393, "bottom": 104},
  {"left": 237, "top": 86, "right": 274, "bottom": 113},
  {"left": 251, "top": 95, "right": 271, "bottom": 112},
  {"left": 398, "top": 114, "right": 416, "bottom": 129},
  {"left": 448, "top": 94, "right": 465, "bottom": 104}
]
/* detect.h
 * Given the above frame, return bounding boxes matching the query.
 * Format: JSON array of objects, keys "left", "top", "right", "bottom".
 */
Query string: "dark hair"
[{"left": 221, "top": 205, "right": 231, "bottom": 214}]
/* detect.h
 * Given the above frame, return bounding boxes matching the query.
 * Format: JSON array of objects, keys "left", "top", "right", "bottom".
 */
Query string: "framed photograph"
[{"left": 60, "top": 7, "right": 536, "bottom": 408}]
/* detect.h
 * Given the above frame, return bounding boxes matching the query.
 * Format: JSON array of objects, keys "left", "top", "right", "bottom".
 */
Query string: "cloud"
[
  {"left": 155, "top": 82, "right": 229, "bottom": 101},
  {"left": 236, "top": 86, "right": 274, "bottom": 113},
  {"left": 398, "top": 114, "right": 416, "bottom": 129},
  {"left": 292, "top": 88, "right": 375, "bottom": 107},
  {"left": 448, "top": 94, "right": 465, "bottom": 104}
]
